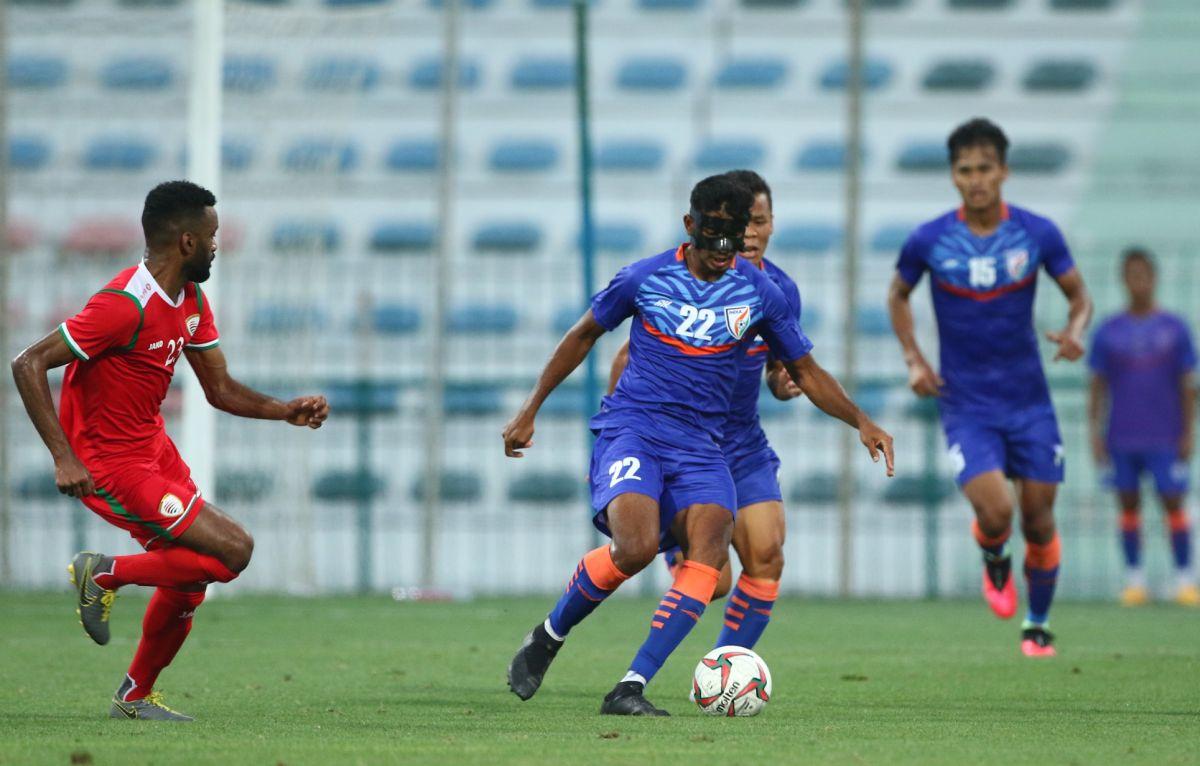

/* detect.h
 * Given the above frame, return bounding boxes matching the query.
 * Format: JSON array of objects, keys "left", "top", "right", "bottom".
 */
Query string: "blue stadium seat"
[
  {"left": 795, "top": 140, "right": 863, "bottom": 172},
  {"left": 325, "top": 0, "right": 391, "bottom": 5},
  {"left": 427, "top": 0, "right": 495, "bottom": 8},
  {"left": 118, "top": 0, "right": 184, "bottom": 6},
  {"left": 83, "top": 137, "right": 157, "bottom": 171},
  {"left": 789, "top": 472, "right": 842, "bottom": 504},
  {"left": 947, "top": 0, "right": 1011, "bottom": 7},
  {"left": 896, "top": 142, "right": 945, "bottom": 172},
  {"left": 594, "top": 140, "right": 665, "bottom": 171},
  {"left": 1049, "top": 0, "right": 1115, "bottom": 8},
  {"left": 101, "top": 56, "right": 175, "bottom": 90},
  {"left": 639, "top": 0, "right": 702, "bottom": 8},
  {"left": 444, "top": 383, "right": 505, "bottom": 416},
  {"left": 369, "top": 305, "right": 422, "bottom": 334},
  {"left": 304, "top": 57, "right": 381, "bottom": 92},
  {"left": 509, "top": 471, "right": 580, "bottom": 503},
  {"left": 8, "top": 137, "right": 51, "bottom": 171},
  {"left": 224, "top": 55, "right": 276, "bottom": 93},
  {"left": 856, "top": 306, "right": 891, "bottom": 336},
  {"left": 741, "top": 0, "right": 805, "bottom": 6},
  {"left": 221, "top": 139, "right": 254, "bottom": 171},
  {"left": 882, "top": 476, "right": 955, "bottom": 505},
  {"left": 313, "top": 470, "right": 386, "bottom": 502},
  {"left": 282, "top": 139, "right": 359, "bottom": 173},
  {"left": 511, "top": 57, "right": 575, "bottom": 90},
  {"left": 819, "top": 57, "right": 893, "bottom": 90},
  {"left": 923, "top": 59, "right": 995, "bottom": 91},
  {"left": 1008, "top": 143, "right": 1071, "bottom": 174},
  {"left": 870, "top": 224, "right": 913, "bottom": 252},
  {"left": 531, "top": 0, "right": 596, "bottom": 7},
  {"left": 541, "top": 384, "right": 587, "bottom": 417},
  {"left": 473, "top": 223, "right": 542, "bottom": 252},
  {"left": 1023, "top": 60, "right": 1097, "bottom": 92},
  {"left": 693, "top": 140, "right": 764, "bottom": 171},
  {"left": 16, "top": 472, "right": 59, "bottom": 500},
  {"left": 448, "top": 304, "right": 519, "bottom": 333},
  {"left": 216, "top": 469, "right": 273, "bottom": 502},
  {"left": 552, "top": 305, "right": 583, "bottom": 334},
  {"left": 714, "top": 57, "right": 787, "bottom": 89},
  {"left": 271, "top": 220, "right": 341, "bottom": 252},
  {"left": 325, "top": 381, "right": 400, "bottom": 414},
  {"left": 370, "top": 221, "right": 436, "bottom": 252},
  {"left": 771, "top": 223, "right": 841, "bottom": 253},
  {"left": 249, "top": 304, "right": 330, "bottom": 333},
  {"left": 411, "top": 470, "right": 483, "bottom": 503},
  {"left": 409, "top": 57, "right": 482, "bottom": 91},
  {"left": 617, "top": 58, "right": 687, "bottom": 91},
  {"left": 385, "top": 139, "right": 439, "bottom": 172},
  {"left": 585, "top": 223, "right": 643, "bottom": 253},
  {"left": 489, "top": 140, "right": 560, "bottom": 172},
  {"left": 800, "top": 306, "right": 821, "bottom": 333},
  {"left": 7, "top": 55, "right": 67, "bottom": 89}
]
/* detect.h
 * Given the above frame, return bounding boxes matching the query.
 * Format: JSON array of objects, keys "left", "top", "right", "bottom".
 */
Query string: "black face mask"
[{"left": 690, "top": 209, "right": 748, "bottom": 255}]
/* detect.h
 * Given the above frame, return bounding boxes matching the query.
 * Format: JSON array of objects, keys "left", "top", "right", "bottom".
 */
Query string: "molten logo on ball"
[{"left": 692, "top": 646, "right": 772, "bottom": 717}]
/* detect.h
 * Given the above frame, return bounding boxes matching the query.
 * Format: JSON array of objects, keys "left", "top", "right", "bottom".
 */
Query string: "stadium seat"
[
  {"left": 100, "top": 56, "right": 175, "bottom": 90},
  {"left": 531, "top": 0, "right": 597, "bottom": 8},
  {"left": 771, "top": 223, "right": 841, "bottom": 253},
  {"left": 179, "top": 139, "right": 254, "bottom": 172},
  {"left": 370, "top": 221, "right": 436, "bottom": 253},
  {"left": 444, "top": 383, "right": 505, "bottom": 416},
  {"left": 83, "top": 137, "right": 157, "bottom": 171},
  {"left": 801, "top": 306, "right": 821, "bottom": 333},
  {"left": 617, "top": 58, "right": 687, "bottom": 91},
  {"left": 410, "top": 470, "right": 484, "bottom": 503},
  {"left": 62, "top": 219, "right": 142, "bottom": 255},
  {"left": 118, "top": 0, "right": 185, "bottom": 6},
  {"left": 896, "top": 142, "right": 945, "bottom": 173},
  {"left": 881, "top": 476, "right": 956, "bottom": 505},
  {"left": 947, "top": 0, "right": 1012, "bottom": 7},
  {"left": 870, "top": 224, "right": 914, "bottom": 252},
  {"left": 369, "top": 305, "right": 422, "bottom": 334},
  {"left": 508, "top": 471, "right": 580, "bottom": 503},
  {"left": 511, "top": 57, "right": 575, "bottom": 90},
  {"left": 1023, "top": 60, "right": 1097, "bottom": 92},
  {"left": 304, "top": 57, "right": 381, "bottom": 92},
  {"left": 270, "top": 220, "right": 341, "bottom": 252},
  {"left": 855, "top": 383, "right": 888, "bottom": 417},
  {"left": 325, "top": 0, "right": 391, "bottom": 6},
  {"left": 922, "top": 59, "right": 995, "bottom": 91},
  {"left": 1049, "top": 0, "right": 1115, "bottom": 8},
  {"left": 856, "top": 306, "right": 891, "bottom": 337},
  {"left": 448, "top": 304, "right": 519, "bottom": 333},
  {"left": 281, "top": 139, "right": 359, "bottom": 173},
  {"left": 848, "top": 0, "right": 908, "bottom": 7},
  {"left": 427, "top": 0, "right": 495, "bottom": 8},
  {"left": 552, "top": 305, "right": 582, "bottom": 334},
  {"left": 8, "top": 136, "right": 51, "bottom": 171},
  {"left": 1008, "top": 143, "right": 1072, "bottom": 174},
  {"left": 223, "top": 55, "right": 276, "bottom": 93},
  {"left": 693, "top": 140, "right": 765, "bottom": 171},
  {"left": 489, "top": 140, "right": 560, "bottom": 172},
  {"left": 17, "top": 472, "right": 60, "bottom": 500},
  {"left": 594, "top": 140, "right": 665, "bottom": 171},
  {"left": 713, "top": 58, "right": 787, "bottom": 89},
  {"left": 639, "top": 0, "right": 703, "bottom": 8},
  {"left": 795, "top": 140, "right": 863, "bottom": 172},
  {"left": 313, "top": 470, "right": 386, "bottom": 502},
  {"left": 217, "top": 469, "right": 274, "bottom": 502},
  {"left": 409, "top": 57, "right": 482, "bottom": 91},
  {"left": 789, "top": 472, "right": 842, "bottom": 504},
  {"left": 7, "top": 54, "right": 67, "bottom": 89},
  {"left": 325, "top": 381, "right": 401, "bottom": 414},
  {"left": 249, "top": 304, "right": 330, "bottom": 333},
  {"left": 585, "top": 223, "right": 643, "bottom": 253},
  {"left": 540, "top": 384, "right": 588, "bottom": 417},
  {"left": 819, "top": 58, "right": 893, "bottom": 90},
  {"left": 473, "top": 223, "right": 542, "bottom": 252},
  {"left": 385, "top": 139, "right": 439, "bottom": 172},
  {"left": 741, "top": 0, "right": 805, "bottom": 7}
]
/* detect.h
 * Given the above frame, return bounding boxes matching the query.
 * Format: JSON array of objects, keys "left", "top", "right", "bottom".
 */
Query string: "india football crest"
[
  {"left": 1005, "top": 249, "right": 1029, "bottom": 280},
  {"left": 724, "top": 306, "right": 752, "bottom": 340}
]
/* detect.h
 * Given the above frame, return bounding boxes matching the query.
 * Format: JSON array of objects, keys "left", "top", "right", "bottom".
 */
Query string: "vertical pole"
[
  {"left": 424, "top": 0, "right": 460, "bottom": 589},
  {"left": 356, "top": 295, "right": 374, "bottom": 592},
  {"left": 182, "top": 0, "right": 223, "bottom": 497},
  {"left": 922, "top": 404, "right": 939, "bottom": 598},
  {"left": 0, "top": 0, "right": 10, "bottom": 581},
  {"left": 837, "top": 0, "right": 865, "bottom": 598}
]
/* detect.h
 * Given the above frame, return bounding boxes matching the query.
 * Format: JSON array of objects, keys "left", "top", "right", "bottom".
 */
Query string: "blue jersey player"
[
  {"left": 1087, "top": 248, "right": 1198, "bottom": 607},
  {"left": 609, "top": 170, "right": 804, "bottom": 652},
  {"left": 503, "top": 175, "right": 895, "bottom": 715},
  {"left": 887, "top": 119, "right": 1093, "bottom": 657}
]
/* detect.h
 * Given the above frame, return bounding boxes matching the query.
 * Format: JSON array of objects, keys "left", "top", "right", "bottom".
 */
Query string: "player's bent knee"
[
  {"left": 744, "top": 543, "right": 784, "bottom": 580},
  {"left": 712, "top": 564, "right": 733, "bottom": 600},
  {"left": 610, "top": 536, "right": 657, "bottom": 575}
]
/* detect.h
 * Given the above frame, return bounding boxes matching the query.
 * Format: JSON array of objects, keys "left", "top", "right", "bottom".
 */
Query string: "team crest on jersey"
[
  {"left": 1005, "top": 249, "right": 1029, "bottom": 280},
  {"left": 159, "top": 493, "right": 185, "bottom": 518},
  {"left": 186, "top": 313, "right": 201, "bottom": 336},
  {"left": 724, "top": 306, "right": 752, "bottom": 340}
]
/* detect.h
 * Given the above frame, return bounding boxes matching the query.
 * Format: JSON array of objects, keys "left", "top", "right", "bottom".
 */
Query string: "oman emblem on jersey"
[
  {"left": 186, "top": 313, "right": 201, "bottom": 335},
  {"left": 724, "top": 306, "right": 752, "bottom": 340},
  {"left": 1005, "top": 249, "right": 1029, "bottom": 280}
]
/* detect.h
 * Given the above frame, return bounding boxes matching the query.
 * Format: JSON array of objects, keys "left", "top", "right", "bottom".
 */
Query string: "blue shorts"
[
  {"left": 942, "top": 410, "right": 1064, "bottom": 486},
  {"left": 728, "top": 445, "right": 783, "bottom": 508},
  {"left": 589, "top": 428, "right": 736, "bottom": 552},
  {"left": 1107, "top": 449, "right": 1189, "bottom": 496}
]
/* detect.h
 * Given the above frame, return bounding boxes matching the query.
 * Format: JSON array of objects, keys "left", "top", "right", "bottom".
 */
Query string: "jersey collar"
[{"left": 137, "top": 260, "right": 185, "bottom": 308}]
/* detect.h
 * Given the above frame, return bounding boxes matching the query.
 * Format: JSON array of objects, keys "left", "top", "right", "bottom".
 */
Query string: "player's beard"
[{"left": 182, "top": 254, "right": 213, "bottom": 283}]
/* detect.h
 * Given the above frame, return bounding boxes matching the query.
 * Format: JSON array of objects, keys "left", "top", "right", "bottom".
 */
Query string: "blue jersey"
[
  {"left": 590, "top": 245, "right": 813, "bottom": 443},
  {"left": 723, "top": 258, "right": 802, "bottom": 454},
  {"left": 896, "top": 204, "right": 1075, "bottom": 418}
]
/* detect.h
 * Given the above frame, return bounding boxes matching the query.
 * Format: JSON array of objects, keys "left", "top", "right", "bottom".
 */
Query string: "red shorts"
[{"left": 81, "top": 437, "right": 204, "bottom": 549}]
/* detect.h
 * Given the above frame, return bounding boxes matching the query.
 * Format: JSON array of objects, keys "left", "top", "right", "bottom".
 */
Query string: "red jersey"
[{"left": 58, "top": 262, "right": 220, "bottom": 475}]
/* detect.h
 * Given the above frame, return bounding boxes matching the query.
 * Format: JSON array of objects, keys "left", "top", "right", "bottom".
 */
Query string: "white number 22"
[
  {"left": 607, "top": 457, "right": 642, "bottom": 487},
  {"left": 676, "top": 304, "right": 716, "bottom": 340}
]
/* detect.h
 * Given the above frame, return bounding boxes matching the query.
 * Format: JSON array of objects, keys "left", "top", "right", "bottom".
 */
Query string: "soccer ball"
[{"left": 692, "top": 646, "right": 772, "bottom": 717}]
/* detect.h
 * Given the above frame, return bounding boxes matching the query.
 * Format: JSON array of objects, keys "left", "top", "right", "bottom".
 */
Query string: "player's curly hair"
[
  {"left": 690, "top": 174, "right": 754, "bottom": 222},
  {"left": 947, "top": 118, "right": 1009, "bottom": 164},
  {"left": 724, "top": 169, "right": 772, "bottom": 211},
  {"left": 142, "top": 180, "right": 217, "bottom": 248}
]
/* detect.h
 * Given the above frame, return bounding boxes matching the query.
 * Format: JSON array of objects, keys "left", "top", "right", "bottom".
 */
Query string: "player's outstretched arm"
[
  {"left": 783, "top": 354, "right": 895, "bottom": 477},
  {"left": 1046, "top": 268, "right": 1092, "bottom": 362},
  {"left": 887, "top": 273, "right": 943, "bottom": 397},
  {"left": 503, "top": 310, "right": 607, "bottom": 457},
  {"left": 184, "top": 346, "right": 329, "bottom": 429},
  {"left": 10, "top": 331, "right": 95, "bottom": 497},
  {"left": 608, "top": 340, "right": 630, "bottom": 396},
  {"left": 1087, "top": 373, "right": 1108, "bottom": 465}
]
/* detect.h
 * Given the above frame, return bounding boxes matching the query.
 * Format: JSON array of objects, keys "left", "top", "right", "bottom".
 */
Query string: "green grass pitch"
[{"left": 1, "top": 591, "right": 1197, "bottom": 765}]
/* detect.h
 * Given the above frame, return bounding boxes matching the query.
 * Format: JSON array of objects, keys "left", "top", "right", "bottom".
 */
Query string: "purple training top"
[{"left": 1088, "top": 310, "right": 1197, "bottom": 451}]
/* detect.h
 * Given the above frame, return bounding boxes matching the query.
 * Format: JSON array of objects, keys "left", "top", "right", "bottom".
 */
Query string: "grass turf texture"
[{"left": 1, "top": 592, "right": 1197, "bottom": 765}]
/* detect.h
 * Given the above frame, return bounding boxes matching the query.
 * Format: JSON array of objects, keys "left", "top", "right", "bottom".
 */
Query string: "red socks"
[
  {"left": 94, "top": 546, "right": 237, "bottom": 590},
  {"left": 122, "top": 588, "right": 207, "bottom": 701}
]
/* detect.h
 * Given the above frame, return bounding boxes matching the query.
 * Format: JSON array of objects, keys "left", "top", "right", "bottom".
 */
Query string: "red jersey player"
[{"left": 10, "top": 181, "right": 330, "bottom": 721}]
